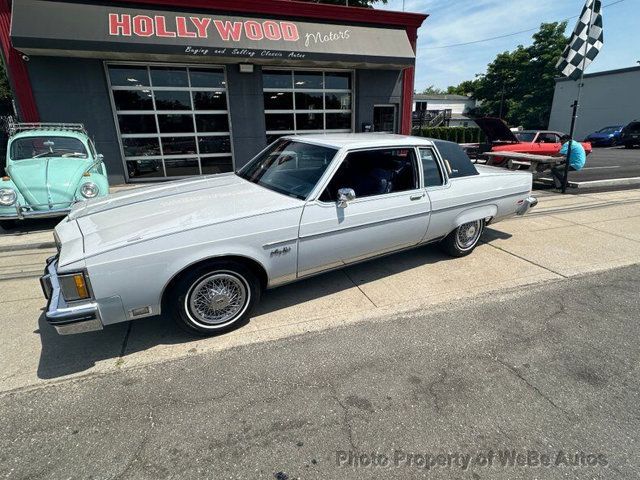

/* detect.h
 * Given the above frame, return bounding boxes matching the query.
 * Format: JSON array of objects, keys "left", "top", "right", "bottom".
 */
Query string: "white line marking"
[{"left": 582, "top": 166, "right": 621, "bottom": 170}]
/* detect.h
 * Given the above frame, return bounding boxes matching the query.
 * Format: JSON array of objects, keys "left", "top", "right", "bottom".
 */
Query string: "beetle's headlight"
[
  {"left": 0, "top": 188, "right": 17, "bottom": 206},
  {"left": 58, "top": 272, "right": 90, "bottom": 301},
  {"left": 80, "top": 182, "right": 99, "bottom": 199}
]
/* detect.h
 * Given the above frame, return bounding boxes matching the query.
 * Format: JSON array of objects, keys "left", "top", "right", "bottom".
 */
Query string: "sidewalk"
[{"left": 2, "top": 188, "right": 640, "bottom": 394}]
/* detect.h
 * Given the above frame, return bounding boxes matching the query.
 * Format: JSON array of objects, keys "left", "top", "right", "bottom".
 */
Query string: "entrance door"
[
  {"left": 298, "top": 147, "right": 430, "bottom": 277},
  {"left": 373, "top": 105, "right": 398, "bottom": 133}
]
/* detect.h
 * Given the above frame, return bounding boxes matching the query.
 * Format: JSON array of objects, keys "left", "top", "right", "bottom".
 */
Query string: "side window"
[
  {"left": 319, "top": 148, "right": 418, "bottom": 202},
  {"left": 537, "top": 133, "right": 559, "bottom": 144},
  {"left": 419, "top": 148, "right": 444, "bottom": 187},
  {"left": 433, "top": 140, "right": 479, "bottom": 179}
]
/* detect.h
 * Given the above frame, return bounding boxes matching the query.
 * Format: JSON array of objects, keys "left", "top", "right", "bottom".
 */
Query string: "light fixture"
[{"left": 0, "top": 188, "right": 16, "bottom": 206}]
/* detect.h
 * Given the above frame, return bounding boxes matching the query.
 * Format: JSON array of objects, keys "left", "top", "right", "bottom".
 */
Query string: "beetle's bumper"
[
  {"left": 0, "top": 203, "right": 72, "bottom": 220},
  {"left": 40, "top": 257, "right": 103, "bottom": 335},
  {"left": 516, "top": 196, "right": 538, "bottom": 216}
]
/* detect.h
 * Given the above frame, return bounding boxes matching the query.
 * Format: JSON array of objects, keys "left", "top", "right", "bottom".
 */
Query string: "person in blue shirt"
[{"left": 551, "top": 136, "right": 586, "bottom": 189}]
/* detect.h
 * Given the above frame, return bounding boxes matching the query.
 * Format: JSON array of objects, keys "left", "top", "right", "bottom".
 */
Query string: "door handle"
[{"left": 410, "top": 194, "right": 425, "bottom": 201}]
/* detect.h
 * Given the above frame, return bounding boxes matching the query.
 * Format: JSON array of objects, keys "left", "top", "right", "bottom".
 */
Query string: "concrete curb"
[
  {"left": 0, "top": 242, "right": 56, "bottom": 253},
  {"left": 536, "top": 176, "right": 640, "bottom": 189}
]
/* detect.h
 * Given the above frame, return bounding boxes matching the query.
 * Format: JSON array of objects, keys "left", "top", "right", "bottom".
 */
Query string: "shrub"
[{"left": 414, "top": 126, "right": 486, "bottom": 144}]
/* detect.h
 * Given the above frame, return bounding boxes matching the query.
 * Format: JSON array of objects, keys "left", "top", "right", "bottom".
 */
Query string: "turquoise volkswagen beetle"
[{"left": 0, "top": 123, "right": 109, "bottom": 228}]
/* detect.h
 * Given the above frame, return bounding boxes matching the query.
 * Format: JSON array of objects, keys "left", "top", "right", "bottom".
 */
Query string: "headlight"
[
  {"left": 58, "top": 272, "right": 90, "bottom": 301},
  {"left": 80, "top": 182, "right": 99, "bottom": 199},
  {"left": 0, "top": 188, "right": 17, "bottom": 206}
]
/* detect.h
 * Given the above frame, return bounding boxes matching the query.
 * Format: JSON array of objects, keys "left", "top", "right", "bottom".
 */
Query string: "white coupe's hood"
[{"left": 69, "top": 173, "right": 302, "bottom": 258}]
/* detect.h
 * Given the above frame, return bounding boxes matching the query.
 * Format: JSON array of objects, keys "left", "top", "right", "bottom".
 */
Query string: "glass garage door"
[
  {"left": 263, "top": 69, "right": 353, "bottom": 145},
  {"left": 107, "top": 64, "right": 233, "bottom": 181}
]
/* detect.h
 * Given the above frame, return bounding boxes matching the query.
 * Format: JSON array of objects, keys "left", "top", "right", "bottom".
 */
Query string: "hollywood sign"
[{"left": 108, "top": 14, "right": 300, "bottom": 42}]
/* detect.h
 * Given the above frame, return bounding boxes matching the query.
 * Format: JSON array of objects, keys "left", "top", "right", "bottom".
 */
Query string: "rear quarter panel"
[{"left": 424, "top": 168, "right": 531, "bottom": 241}]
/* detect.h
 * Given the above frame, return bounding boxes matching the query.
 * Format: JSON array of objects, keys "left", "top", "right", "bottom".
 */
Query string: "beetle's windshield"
[
  {"left": 237, "top": 139, "right": 338, "bottom": 200},
  {"left": 10, "top": 136, "right": 89, "bottom": 160}
]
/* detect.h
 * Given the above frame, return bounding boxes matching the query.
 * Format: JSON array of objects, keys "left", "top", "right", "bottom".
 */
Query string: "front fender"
[
  {"left": 454, "top": 204, "right": 497, "bottom": 228},
  {"left": 74, "top": 173, "right": 110, "bottom": 201},
  {"left": 0, "top": 177, "right": 28, "bottom": 215}
]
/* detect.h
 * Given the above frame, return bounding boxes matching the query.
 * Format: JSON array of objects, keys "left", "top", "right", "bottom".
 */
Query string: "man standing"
[{"left": 551, "top": 136, "right": 586, "bottom": 189}]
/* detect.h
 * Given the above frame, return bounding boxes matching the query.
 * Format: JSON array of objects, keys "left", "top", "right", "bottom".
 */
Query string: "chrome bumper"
[
  {"left": 517, "top": 196, "right": 538, "bottom": 216},
  {"left": 0, "top": 203, "right": 73, "bottom": 220},
  {"left": 40, "top": 257, "right": 103, "bottom": 335}
]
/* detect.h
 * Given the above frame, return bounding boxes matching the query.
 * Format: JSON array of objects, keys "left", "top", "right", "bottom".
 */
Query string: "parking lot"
[{"left": 538, "top": 146, "right": 640, "bottom": 188}]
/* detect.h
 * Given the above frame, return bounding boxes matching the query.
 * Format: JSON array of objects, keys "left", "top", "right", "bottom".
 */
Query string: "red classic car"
[{"left": 471, "top": 118, "right": 592, "bottom": 163}]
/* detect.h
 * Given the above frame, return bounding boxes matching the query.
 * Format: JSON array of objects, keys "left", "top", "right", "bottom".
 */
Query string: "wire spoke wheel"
[
  {"left": 187, "top": 272, "right": 249, "bottom": 326},
  {"left": 455, "top": 220, "right": 483, "bottom": 251}
]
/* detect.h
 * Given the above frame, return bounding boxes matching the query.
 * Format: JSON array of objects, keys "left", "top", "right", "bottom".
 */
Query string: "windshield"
[
  {"left": 598, "top": 126, "right": 621, "bottom": 134},
  {"left": 10, "top": 136, "right": 88, "bottom": 160},
  {"left": 514, "top": 132, "right": 536, "bottom": 142},
  {"left": 237, "top": 139, "right": 338, "bottom": 200}
]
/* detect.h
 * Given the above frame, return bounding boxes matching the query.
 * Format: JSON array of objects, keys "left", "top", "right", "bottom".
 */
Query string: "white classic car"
[{"left": 41, "top": 134, "right": 537, "bottom": 336}]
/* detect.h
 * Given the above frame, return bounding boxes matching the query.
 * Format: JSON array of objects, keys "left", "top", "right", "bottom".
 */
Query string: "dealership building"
[{"left": 0, "top": 0, "right": 426, "bottom": 183}]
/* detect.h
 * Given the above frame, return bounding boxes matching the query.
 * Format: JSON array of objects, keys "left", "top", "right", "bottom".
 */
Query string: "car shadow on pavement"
[
  {"left": 482, "top": 227, "right": 513, "bottom": 242},
  {"left": 34, "top": 242, "right": 464, "bottom": 380},
  {"left": 1, "top": 218, "right": 60, "bottom": 235}
]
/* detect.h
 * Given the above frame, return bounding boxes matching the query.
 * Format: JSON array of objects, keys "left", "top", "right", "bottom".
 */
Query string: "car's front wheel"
[
  {"left": 168, "top": 261, "right": 261, "bottom": 336},
  {"left": 440, "top": 220, "right": 485, "bottom": 257}
]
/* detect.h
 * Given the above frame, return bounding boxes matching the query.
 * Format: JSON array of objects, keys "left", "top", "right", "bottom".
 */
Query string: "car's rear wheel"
[
  {"left": 440, "top": 220, "right": 485, "bottom": 257},
  {"left": 168, "top": 260, "right": 261, "bottom": 336}
]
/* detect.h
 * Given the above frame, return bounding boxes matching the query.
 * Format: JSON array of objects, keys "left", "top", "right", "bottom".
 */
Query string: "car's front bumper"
[
  {"left": 516, "top": 196, "right": 538, "bottom": 216},
  {"left": 40, "top": 256, "right": 103, "bottom": 335},
  {"left": 0, "top": 203, "right": 73, "bottom": 220}
]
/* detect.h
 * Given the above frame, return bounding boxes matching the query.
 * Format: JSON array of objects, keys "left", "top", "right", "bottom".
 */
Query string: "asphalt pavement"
[
  {"left": 536, "top": 146, "right": 640, "bottom": 189},
  {"left": 574, "top": 146, "right": 640, "bottom": 181},
  {"left": 1, "top": 264, "right": 639, "bottom": 479}
]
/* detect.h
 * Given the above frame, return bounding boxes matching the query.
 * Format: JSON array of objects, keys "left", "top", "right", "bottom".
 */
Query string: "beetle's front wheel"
[
  {"left": 169, "top": 261, "right": 260, "bottom": 336},
  {"left": 440, "top": 220, "right": 484, "bottom": 257}
]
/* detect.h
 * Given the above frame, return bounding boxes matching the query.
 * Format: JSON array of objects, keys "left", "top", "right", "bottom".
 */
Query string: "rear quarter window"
[{"left": 433, "top": 140, "right": 479, "bottom": 178}]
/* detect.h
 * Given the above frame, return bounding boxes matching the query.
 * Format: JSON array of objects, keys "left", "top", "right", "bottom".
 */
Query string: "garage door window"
[
  {"left": 107, "top": 64, "right": 233, "bottom": 180},
  {"left": 263, "top": 70, "right": 353, "bottom": 145}
]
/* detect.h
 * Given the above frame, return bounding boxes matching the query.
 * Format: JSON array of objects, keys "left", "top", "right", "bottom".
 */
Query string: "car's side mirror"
[
  {"left": 337, "top": 188, "right": 356, "bottom": 208},
  {"left": 97, "top": 154, "right": 104, "bottom": 163}
]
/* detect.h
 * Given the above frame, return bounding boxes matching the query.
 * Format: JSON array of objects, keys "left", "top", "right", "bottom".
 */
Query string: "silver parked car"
[{"left": 41, "top": 134, "right": 537, "bottom": 336}]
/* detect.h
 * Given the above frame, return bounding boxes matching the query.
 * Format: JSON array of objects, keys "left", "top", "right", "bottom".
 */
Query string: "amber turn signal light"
[{"left": 73, "top": 274, "right": 89, "bottom": 299}]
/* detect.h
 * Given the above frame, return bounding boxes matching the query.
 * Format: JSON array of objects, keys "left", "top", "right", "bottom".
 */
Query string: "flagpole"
[{"left": 562, "top": 1, "right": 596, "bottom": 193}]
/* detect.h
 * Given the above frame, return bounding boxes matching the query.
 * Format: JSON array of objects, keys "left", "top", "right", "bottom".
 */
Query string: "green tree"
[
  {"left": 298, "top": 0, "right": 386, "bottom": 6},
  {"left": 448, "top": 22, "right": 568, "bottom": 129},
  {"left": 421, "top": 85, "right": 447, "bottom": 95},
  {"left": 0, "top": 58, "right": 13, "bottom": 116}
]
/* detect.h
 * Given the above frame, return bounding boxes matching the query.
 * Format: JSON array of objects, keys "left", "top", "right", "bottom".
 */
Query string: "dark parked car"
[
  {"left": 621, "top": 121, "right": 640, "bottom": 149},
  {"left": 584, "top": 125, "right": 624, "bottom": 147}
]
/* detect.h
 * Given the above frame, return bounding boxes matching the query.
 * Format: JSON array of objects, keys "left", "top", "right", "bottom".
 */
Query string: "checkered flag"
[{"left": 556, "top": 0, "right": 603, "bottom": 80}]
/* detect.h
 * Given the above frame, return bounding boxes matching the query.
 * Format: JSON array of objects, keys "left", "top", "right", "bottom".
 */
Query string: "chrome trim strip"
[
  {"left": 299, "top": 210, "right": 429, "bottom": 241},
  {"left": 262, "top": 238, "right": 298, "bottom": 249},
  {"left": 430, "top": 191, "right": 530, "bottom": 215}
]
